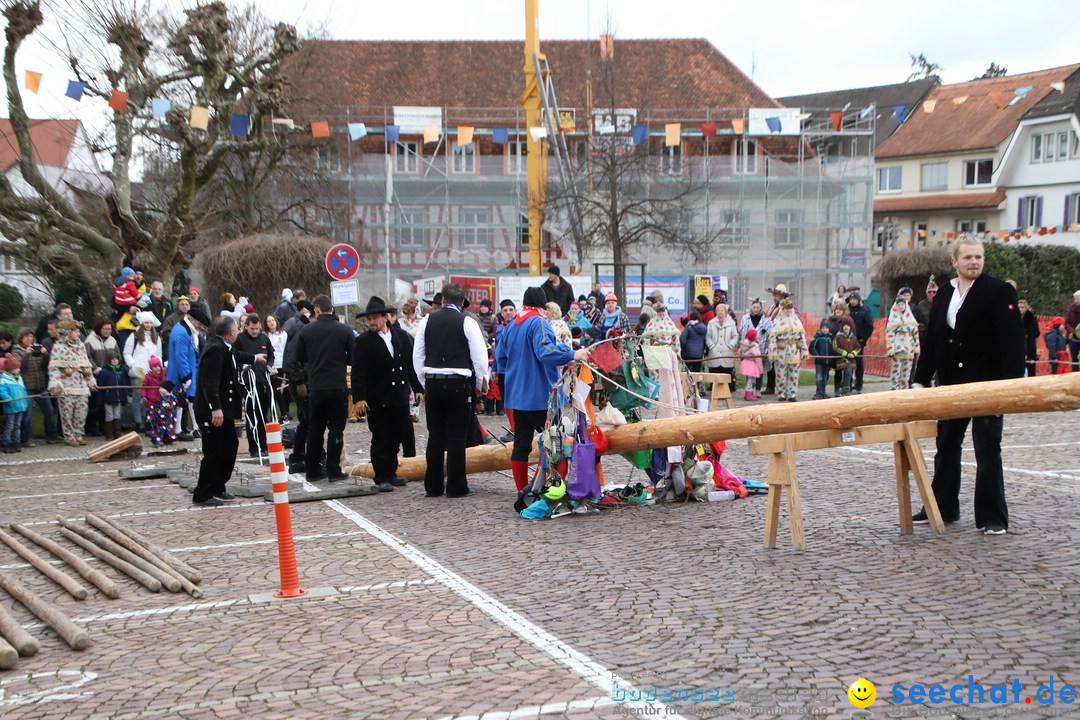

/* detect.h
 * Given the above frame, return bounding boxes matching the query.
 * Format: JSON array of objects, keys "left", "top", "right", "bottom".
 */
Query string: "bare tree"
[
  {"left": 907, "top": 52, "right": 943, "bottom": 83},
  {"left": 0, "top": 0, "right": 298, "bottom": 309}
]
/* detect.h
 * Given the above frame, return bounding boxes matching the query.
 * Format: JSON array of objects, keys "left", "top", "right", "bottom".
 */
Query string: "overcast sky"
[{"left": 9, "top": 0, "right": 1078, "bottom": 122}]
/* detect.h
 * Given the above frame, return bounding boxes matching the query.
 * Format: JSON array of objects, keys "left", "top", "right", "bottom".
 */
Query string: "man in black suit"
[
  {"left": 193, "top": 316, "right": 267, "bottom": 507},
  {"left": 912, "top": 237, "right": 1025, "bottom": 535},
  {"left": 295, "top": 295, "right": 353, "bottom": 482},
  {"left": 235, "top": 313, "right": 274, "bottom": 457},
  {"left": 351, "top": 296, "right": 424, "bottom": 492}
]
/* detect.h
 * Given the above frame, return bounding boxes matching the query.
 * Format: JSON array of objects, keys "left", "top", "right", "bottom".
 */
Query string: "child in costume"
[
  {"left": 1045, "top": 317, "right": 1068, "bottom": 375},
  {"left": 141, "top": 355, "right": 177, "bottom": 446},
  {"left": 737, "top": 328, "right": 763, "bottom": 401},
  {"left": 885, "top": 296, "right": 920, "bottom": 390},
  {"left": 766, "top": 299, "right": 807, "bottom": 402},
  {"left": 808, "top": 319, "right": 834, "bottom": 399},
  {"left": 832, "top": 318, "right": 860, "bottom": 396}
]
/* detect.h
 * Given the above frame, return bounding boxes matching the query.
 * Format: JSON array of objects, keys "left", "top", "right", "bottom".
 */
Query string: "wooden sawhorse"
[
  {"left": 688, "top": 372, "right": 735, "bottom": 410},
  {"left": 745, "top": 420, "right": 945, "bottom": 550}
]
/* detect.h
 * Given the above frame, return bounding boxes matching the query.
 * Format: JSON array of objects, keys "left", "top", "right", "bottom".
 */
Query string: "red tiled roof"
[
  {"left": 283, "top": 39, "right": 780, "bottom": 123},
  {"left": 876, "top": 65, "right": 1080, "bottom": 159},
  {"left": 874, "top": 187, "right": 1006, "bottom": 214},
  {"left": 0, "top": 119, "right": 78, "bottom": 173}
]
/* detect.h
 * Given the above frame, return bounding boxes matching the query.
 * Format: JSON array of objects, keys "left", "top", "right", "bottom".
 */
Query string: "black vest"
[{"left": 424, "top": 309, "right": 472, "bottom": 372}]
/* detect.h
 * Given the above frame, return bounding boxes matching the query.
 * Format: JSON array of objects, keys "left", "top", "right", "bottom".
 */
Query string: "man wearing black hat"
[
  {"left": 351, "top": 297, "right": 424, "bottom": 491},
  {"left": 541, "top": 265, "right": 574, "bottom": 315},
  {"left": 295, "top": 295, "right": 353, "bottom": 482},
  {"left": 425, "top": 292, "right": 443, "bottom": 313}
]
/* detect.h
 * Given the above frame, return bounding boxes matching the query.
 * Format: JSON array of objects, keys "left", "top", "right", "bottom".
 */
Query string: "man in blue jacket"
[
  {"left": 167, "top": 306, "right": 209, "bottom": 441},
  {"left": 494, "top": 286, "right": 589, "bottom": 494}
]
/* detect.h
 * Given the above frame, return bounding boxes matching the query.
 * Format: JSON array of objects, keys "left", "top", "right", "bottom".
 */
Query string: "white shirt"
[
  {"left": 946, "top": 277, "right": 971, "bottom": 330},
  {"left": 378, "top": 328, "right": 394, "bottom": 357},
  {"left": 412, "top": 308, "right": 490, "bottom": 390}
]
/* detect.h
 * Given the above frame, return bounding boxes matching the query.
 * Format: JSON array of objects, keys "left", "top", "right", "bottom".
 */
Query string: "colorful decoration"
[
  {"left": 423, "top": 125, "right": 440, "bottom": 143},
  {"left": 190, "top": 105, "right": 209, "bottom": 130},
  {"left": 731, "top": 118, "right": 744, "bottom": 135},
  {"left": 990, "top": 91, "right": 1005, "bottom": 109},
  {"left": 347, "top": 122, "right": 367, "bottom": 141},
  {"left": 65, "top": 81, "right": 85, "bottom": 102},
  {"left": 631, "top": 125, "right": 648, "bottom": 145},
  {"left": 24, "top": 71, "right": 42, "bottom": 94},
  {"left": 893, "top": 104, "right": 907, "bottom": 124},
  {"left": 764, "top": 117, "right": 782, "bottom": 133},
  {"left": 492, "top": 127, "right": 508, "bottom": 144},
  {"left": 108, "top": 90, "right": 129, "bottom": 113},
  {"left": 829, "top": 111, "right": 843, "bottom": 131},
  {"left": 457, "top": 126, "right": 474, "bottom": 145},
  {"left": 922, "top": 100, "right": 936, "bottom": 113},
  {"left": 664, "top": 123, "right": 680, "bottom": 147},
  {"left": 229, "top": 113, "right": 248, "bottom": 138},
  {"left": 699, "top": 121, "right": 717, "bottom": 137},
  {"left": 310, "top": 120, "right": 330, "bottom": 138},
  {"left": 151, "top": 98, "right": 171, "bottom": 119},
  {"left": 385, "top": 125, "right": 400, "bottom": 142}
]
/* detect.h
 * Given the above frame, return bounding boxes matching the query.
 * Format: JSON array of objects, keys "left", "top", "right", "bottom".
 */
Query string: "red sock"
[
  {"left": 506, "top": 408, "right": 515, "bottom": 431},
  {"left": 511, "top": 460, "right": 529, "bottom": 492}
]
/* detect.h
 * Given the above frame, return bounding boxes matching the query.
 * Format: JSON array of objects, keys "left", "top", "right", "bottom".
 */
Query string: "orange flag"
[
  {"left": 24, "top": 71, "right": 42, "bottom": 94},
  {"left": 108, "top": 90, "right": 129, "bottom": 112},
  {"left": 829, "top": 111, "right": 843, "bottom": 132},
  {"left": 457, "top": 126, "right": 474, "bottom": 145},
  {"left": 311, "top": 121, "right": 330, "bottom": 138},
  {"left": 990, "top": 91, "right": 1005, "bottom": 109},
  {"left": 731, "top": 118, "right": 744, "bottom": 135},
  {"left": 664, "top": 123, "right": 681, "bottom": 147}
]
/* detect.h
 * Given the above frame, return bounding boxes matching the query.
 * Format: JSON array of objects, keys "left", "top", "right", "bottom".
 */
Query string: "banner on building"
[
  {"left": 598, "top": 275, "right": 689, "bottom": 315},
  {"left": 393, "top": 106, "right": 443, "bottom": 135},
  {"left": 693, "top": 275, "right": 713, "bottom": 301},
  {"left": 840, "top": 249, "right": 868, "bottom": 268},
  {"left": 496, "top": 275, "right": 594, "bottom": 308},
  {"left": 413, "top": 275, "right": 444, "bottom": 301},
  {"left": 558, "top": 109, "right": 576, "bottom": 132}
]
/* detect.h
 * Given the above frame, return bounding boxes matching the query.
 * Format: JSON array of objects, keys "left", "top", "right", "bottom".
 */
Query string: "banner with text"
[{"left": 598, "top": 275, "right": 689, "bottom": 315}]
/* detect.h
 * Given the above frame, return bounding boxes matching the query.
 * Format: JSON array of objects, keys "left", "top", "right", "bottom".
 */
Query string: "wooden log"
[
  {"left": 84, "top": 514, "right": 202, "bottom": 599},
  {"left": 0, "top": 570, "right": 90, "bottom": 650},
  {"left": 347, "top": 374, "right": 1080, "bottom": 480},
  {"left": 0, "top": 602, "right": 39, "bottom": 656},
  {"left": 9, "top": 523, "right": 121, "bottom": 599},
  {"left": 58, "top": 529, "right": 162, "bottom": 593},
  {"left": 96, "top": 515, "right": 202, "bottom": 585},
  {"left": 88, "top": 431, "right": 141, "bottom": 463},
  {"left": 0, "top": 634, "right": 16, "bottom": 669},
  {"left": 56, "top": 519, "right": 178, "bottom": 592},
  {"left": 0, "top": 528, "right": 88, "bottom": 600}
]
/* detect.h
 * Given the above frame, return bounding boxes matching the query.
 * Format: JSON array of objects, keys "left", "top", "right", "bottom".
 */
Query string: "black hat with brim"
[
  {"left": 187, "top": 307, "right": 211, "bottom": 326},
  {"left": 424, "top": 292, "right": 443, "bottom": 306},
  {"left": 356, "top": 295, "right": 397, "bottom": 317}
]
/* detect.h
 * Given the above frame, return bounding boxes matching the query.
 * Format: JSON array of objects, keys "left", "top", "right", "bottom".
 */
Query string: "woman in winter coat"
[
  {"left": 84, "top": 318, "right": 119, "bottom": 436},
  {"left": 123, "top": 312, "right": 162, "bottom": 432},
  {"left": 738, "top": 299, "right": 772, "bottom": 397},
  {"left": 679, "top": 310, "right": 708, "bottom": 372},
  {"left": 48, "top": 321, "right": 97, "bottom": 445},
  {"left": 884, "top": 297, "right": 920, "bottom": 390},
  {"left": 766, "top": 299, "right": 807, "bottom": 402},
  {"left": 1018, "top": 299, "right": 1039, "bottom": 376},
  {"left": 12, "top": 328, "right": 61, "bottom": 445},
  {"left": 705, "top": 303, "right": 739, "bottom": 392}
]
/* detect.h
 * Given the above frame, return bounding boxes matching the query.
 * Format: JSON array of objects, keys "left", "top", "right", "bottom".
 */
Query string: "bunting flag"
[
  {"left": 385, "top": 125, "right": 400, "bottom": 142},
  {"left": 599, "top": 34, "right": 614, "bottom": 60},
  {"left": 990, "top": 91, "right": 1005, "bottom": 109},
  {"left": 858, "top": 103, "right": 875, "bottom": 119},
  {"left": 765, "top": 117, "right": 782, "bottom": 133},
  {"left": 190, "top": 105, "right": 209, "bottom": 130},
  {"left": 829, "top": 111, "right": 843, "bottom": 132},
  {"left": 271, "top": 118, "right": 295, "bottom": 129},
  {"left": 65, "top": 80, "right": 86, "bottom": 102},
  {"left": 347, "top": 122, "right": 367, "bottom": 141},
  {"left": 109, "top": 90, "right": 129, "bottom": 113},
  {"left": 893, "top": 104, "right": 907, "bottom": 124},
  {"left": 311, "top": 120, "right": 330, "bottom": 138},
  {"left": 492, "top": 127, "right": 508, "bottom": 144},
  {"left": 230, "top": 113, "right": 249, "bottom": 138},
  {"left": 731, "top": 118, "right": 744, "bottom": 135},
  {"left": 1051, "top": 81, "right": 1065, "bottom": 94},
  {"left": 664, "top": 123, "right": 681, "bottom": 147},
  {"left": 952, "top": 95, "right": 968, "bottom": 105},
  {"left": 595, "top": 124, "right": 615, "bottom": 135},
  {"left": 529, "top": 126, "right": 548, "bottom": 141},
  {"left": 922, "top": 100, "right": 937, "bottom": 113},
  {"left": 1014, "top": 86, "right": 1032, "bottom": 98},
  {"left": 24, "top": 71, "right": 42, "bottom": 94},
  {"left": 151, "top": 97, "right": 171, "bottom": 119},
  {"left": 998, "top": 229, "right": 1007, "bottom": 239},
  {"left": 631, "top": 124, "right": 648, "bottom": 145},
  {"left": 457, "top": 126, "right": 474, "bottom": 145},
  {"left": 699, "top": 121, "right": 717, "bottom": 137},
  {"left": 423, "top": 125, "right": 441, "bottom": 143}
]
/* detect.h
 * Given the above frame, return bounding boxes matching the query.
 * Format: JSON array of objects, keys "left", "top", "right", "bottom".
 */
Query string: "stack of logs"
[{"left": 0, "top": 514, "right": 203, "bottom": 670}]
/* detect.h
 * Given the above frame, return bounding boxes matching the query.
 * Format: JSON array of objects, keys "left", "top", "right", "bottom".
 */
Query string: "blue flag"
[
  {"left": 492, "top": 127, "right": 509, "bottom": 145},
  {"left": 631, "top": 124, "right": 648, "bottom": 145},
  {"left": 385, "top": 125, "right": 400, "bottom": 142},
  {"left": 893, "top": 104, "right": 907, "bottom": 124},
  {"left": 151, "top": 98, "right": 171, "bottom": 119},
  {"left": 347, "top": 122, "right": 367, "bottom": 141},
  {"left": 65, "top": 81, "right": 85, "bottom": 102},
  {"left": 230, "top": 113, "right": 249, "bottom": 138},
  {"left": 859, "top": 103, "right": 875, "bottom": 119},
  {"left": 765, "top": 117, "right": 782, "bottom": 133}
]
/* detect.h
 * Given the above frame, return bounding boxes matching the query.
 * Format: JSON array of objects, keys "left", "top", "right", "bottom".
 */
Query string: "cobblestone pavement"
[{"left": 1, "top": 381, "right": 1078, "bottom": 720}]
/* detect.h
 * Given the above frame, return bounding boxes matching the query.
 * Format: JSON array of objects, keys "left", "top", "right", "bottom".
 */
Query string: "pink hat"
[
  {"left": 189, "top": 286, "right": 199, "bottom": 294},
  {"left": 243, "top": 303, "right": 254, "bottom": 313},
  {"left": 148, "top": 355, "right": 162, "bottom": 369},
  {"left": 746, "top": 328, "right": 758, "bottom": 341},
  {"left": 605, "top": 292, "right": 618, "bottom": 303},
  {"left": 3, "top": 355, "right": 20, "bottom": 373}
]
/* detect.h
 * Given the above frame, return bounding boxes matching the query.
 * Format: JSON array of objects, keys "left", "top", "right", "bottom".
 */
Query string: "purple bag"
[{"left": 568, "top": 411, "right": 601, "bottom": 500}]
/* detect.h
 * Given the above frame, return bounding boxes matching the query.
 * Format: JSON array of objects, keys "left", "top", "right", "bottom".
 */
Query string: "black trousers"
[
  {"left": 306, "top": 389, "right": 347, "bottom": 478},
  {"left": 511, "top": 409, "right": 547, "bottom": 463},
  {"left": 367, "top": 404, "right": 411, "bottom": 481},
  {"left": 424, "top": 375, "right": 474, "bottom": 497},
  {"left": 194, "top": 413, "right": 238, "bottom": 502},
  {"left": 244, "top": 383, "right": 271, "bottom": 455},
  {"left": 288, "top": 385, "right": 309, "bottom": 466},
  {"left": 853, "top": 350, "right": 866, "bottom": 391},
  {"left": 931, "top": 415, "right": 1008, "bottom": 529}
]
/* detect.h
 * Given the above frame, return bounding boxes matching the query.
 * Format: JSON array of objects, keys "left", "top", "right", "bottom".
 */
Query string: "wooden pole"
[
  {"left": 0, "top": 602, "right": 39, "bottom": 656},
  {"left": 97, "top": 515, "right": 202, "bottom": 584},
  {"left": 0, "top": 528, "right": 88, "bottom": 600},
  {"left": 57, "top": 518, "right": 179, "bottom": 592},
  {"left": 9, "top": 523, "right": 120, "bottom": 599},
  {"left": 84, "top": 514, "right": 203, "bottom": 599},
  {"left": 58, "top": 529, "right": 162, "bottom": 593},
  {"left": 0, "top": 635, "right": 16, "bottom": 669},
  {"left": 0, "top": 570, "right": 91, "bottom": 651},
  {"left": 347, "top": 374, "right": 1080, "bottom": 480}
]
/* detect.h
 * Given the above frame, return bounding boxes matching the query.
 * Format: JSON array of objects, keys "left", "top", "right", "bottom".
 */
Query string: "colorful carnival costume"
[
  {"left": 141, "top": 357, "right": 177, "bottom": 446},
  {"left": 766, "top": 300, "right": 807, "bottom": 402},
  {"left": 48, "top": 321, "right": 96, "bottom": 445},
  {"left": 885, "top": 298, "right": 921, "bottom": 390}
]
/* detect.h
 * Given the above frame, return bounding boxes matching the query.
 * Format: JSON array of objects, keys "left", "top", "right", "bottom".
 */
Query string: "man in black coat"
[
  {"left": 295, "top": 295, "right": 353, "bottom": 482},
  {"left": 234, "top": 313, "right": 274, "bottom": 457},
  {"left": 193, "top": 316, "right": 266, "bottom": 506},
  {"left": 351, "top": 296, "right": 424, "bottom": 491},
  {"left": 846, "top": 291, "right": 874, "bottom": 394},
  {"left": 540, "top": 265, "right": 574, "bottom": 315},
  {"left": 284, "top": 312, "right": 314, "bottom": 474},
  {"left": 912, "top": 238, "right": 1025, "bottom": 535}
]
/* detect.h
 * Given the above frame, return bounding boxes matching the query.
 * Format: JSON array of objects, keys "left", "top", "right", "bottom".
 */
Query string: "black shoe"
[
  {"left": 389, "top": 476, "right": 408, "bottom": 487},
  {"left": 193, "top": 497, "right": 224, "bottom": 507},
  {"left": 214, "top": 492, "right": 237, "bottom": 501},
  {"left": 176, "top": 432, "right": 193, "bottom": 442},
  {"left": 983, "top": 523, "right": 1007, "bottom": 535},
  {"left": 46, "top": 437, "right": 63, "bottom": 444},
  {"left": 425, "top": 492, "right": 445, "bottom": 498},
  {"left": 289, "top": 463, "right": 306, "bottom": 474},
  {"left": 375, "top": 482, "right": 394, "bottom": 492},
  {"left": 498, "top": 432, "right": 514, "bottom": 443},
  {"left": 446, "top": 488, "right": 476, "bottom": 498},
  {"left": 327, "top": 474, "right": 348, "bottom": 483},
  {"left": 306, "top": 472, "right": 328, "bottom": 482},
  {"left": 913, "top": 508, "right": 959, "bottom": 525}
]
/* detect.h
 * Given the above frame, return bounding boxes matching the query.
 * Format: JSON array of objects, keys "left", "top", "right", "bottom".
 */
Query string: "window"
[
  {"left": 1044, "top": 133, "right": 1057, "bottom": 161},
  {"left": 920, "top": 162, "right": 947, "bottom": 191},
  {"left": 395, "top": 141, "right": 419, "bottom": 173},
  {"left": 717, "top": 209, "right": 749, "bottom": 246},
  {"left": 316, "top": 145, "right": 339, "bottom": 173},
  {"left": 460, "top": 208, "right": 491, "bottom": 249},
  {"left": 734, "top": 139, "right": 757, "bottom": 174},
  {"left": 397, "top": 210, "right": 428, "bottom": 250},
  {"left": 574, "top": 140, "right": 587, "bottom": 170},
  {"left": 728, "top": 277, "right": 749, "bottom": 312},
  {"left": 963, "top": 159, "right": 992, "bottom": 187},
  {"left": 957, "top": 219, "right": 987, "bottom": 235},
  {"left": 1032, "top": 133, "right": 1043, "bottom": 162},
  {"left": 660, "top": 143, "right": 682, "bottom": 174},
  {"left": 1073, "top": 131, "right": 1080, "bottom": 158},
  {"left": 1066, "top": 193, "right": 1080, "bottom": 226},
  {"left": 877, "top": 166, "right": 902, "bottom": 193},
  {"left": 774, "top": 209, "right": 803, "bottom": 248},
  {"left": 1019, "top": 196, "right": 1041, "bottom": 228},
  {"left": 1058, "top": 131, "right": 1069, "bottom": 160},
  {"left": 507, "top": 139, "right": 527, "bottom": 174},
  {"left": 518, "top": 212, "right": 529, "bottom": 247},
  {"left": 451, "top": 142, "right": 475, "bottom": 173}
]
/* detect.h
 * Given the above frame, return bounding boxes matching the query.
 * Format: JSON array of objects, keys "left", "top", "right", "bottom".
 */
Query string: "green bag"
[
  {"left": 607, "top": 359, "right": 651, "bottom": 411},
  {"left": 621, "top": 449, "right": 651, "bottom": 470}
]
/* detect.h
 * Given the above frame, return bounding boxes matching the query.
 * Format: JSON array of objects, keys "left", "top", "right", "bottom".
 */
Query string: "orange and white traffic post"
[{"left": 265, "top": 422, "right": 307, "bottom": 598}]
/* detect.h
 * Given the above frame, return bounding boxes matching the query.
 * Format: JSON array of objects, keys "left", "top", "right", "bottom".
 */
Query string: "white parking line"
[
  {"left": 322, "top": 499, "right": 687, "bottom": 720},
  {"left": 5, "top": 485, "right": 171, "bottom": 500},
  {"left": 426, "top": 696, "right": 616, "bottom": 720}
]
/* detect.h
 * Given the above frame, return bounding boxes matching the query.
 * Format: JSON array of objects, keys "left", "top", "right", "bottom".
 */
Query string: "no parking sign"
[{"left": 325, "top": 243, "right": 360, "bottom": 280}]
